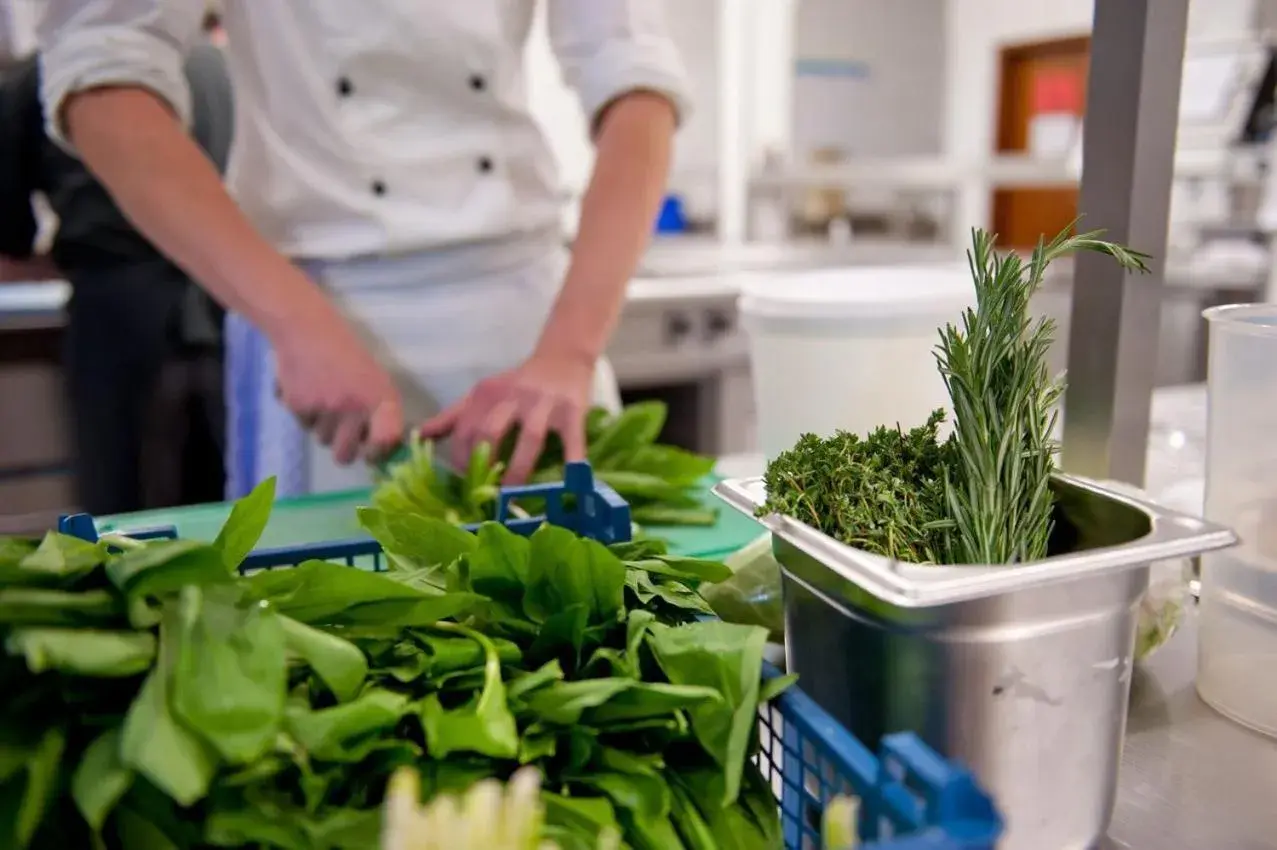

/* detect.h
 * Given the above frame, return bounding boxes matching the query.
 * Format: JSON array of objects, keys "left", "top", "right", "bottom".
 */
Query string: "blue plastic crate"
[{"left": 59, "top": 461, "right": 1002, "bottom": 849}]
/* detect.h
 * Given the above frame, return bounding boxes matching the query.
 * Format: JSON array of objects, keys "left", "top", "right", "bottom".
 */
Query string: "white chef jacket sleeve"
[
  {"left": 35, "top": 0, "right": 204, "bottom": 149},
  {"left": 547, "top": 0, "right": 692, "bottom": 129}
]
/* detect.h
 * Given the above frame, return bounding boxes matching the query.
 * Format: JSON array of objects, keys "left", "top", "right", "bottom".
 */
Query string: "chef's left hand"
[{"left": 417, "top": 350, "right": 593, "bottom": 485}]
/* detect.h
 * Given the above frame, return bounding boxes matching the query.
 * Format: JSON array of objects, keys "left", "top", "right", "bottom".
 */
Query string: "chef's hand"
[
  {"left": 272, "top": 305, "right": 404, "bottom": 466},
  {"left": 418, "top": 350, "right": 593, "bottom": 485}
]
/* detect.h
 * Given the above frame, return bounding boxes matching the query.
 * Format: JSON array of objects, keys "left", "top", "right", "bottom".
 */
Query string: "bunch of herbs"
[
  {"left": 936, "top": 226, "right": 1149, "bottom": 564},
  {"left": 760, "top": 224, "right": 1149, "bottom": 567}
]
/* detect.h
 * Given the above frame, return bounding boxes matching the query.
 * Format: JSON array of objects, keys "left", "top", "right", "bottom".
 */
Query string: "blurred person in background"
[
  {"left": 0, "top": 20, "right": 233, "bottom": 514},
  {"left": 36, "top": 2, "right": 688, "bottom": 498}
]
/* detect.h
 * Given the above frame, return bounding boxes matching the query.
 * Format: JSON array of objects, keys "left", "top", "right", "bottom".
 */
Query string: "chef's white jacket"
[{"left": 36, "top": 0, "right": 690, "bottom": 261}]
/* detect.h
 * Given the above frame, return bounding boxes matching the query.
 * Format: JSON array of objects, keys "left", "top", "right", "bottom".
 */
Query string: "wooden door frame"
[{"left": 994, "top": 34, "right": 1091, "bottom": 153}]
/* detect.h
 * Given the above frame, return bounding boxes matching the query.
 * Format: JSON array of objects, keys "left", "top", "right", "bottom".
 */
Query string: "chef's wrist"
[{"left": 532, "top": 334, "right": 600, "bottom": 373}]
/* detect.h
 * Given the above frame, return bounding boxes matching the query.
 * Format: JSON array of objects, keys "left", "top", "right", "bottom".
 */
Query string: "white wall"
[
  {"left": 945, "top": 0, "right": 1261, "bottom": 231},
  {"left": 793, "top": 0, "right": 946, "bottom": 159}
]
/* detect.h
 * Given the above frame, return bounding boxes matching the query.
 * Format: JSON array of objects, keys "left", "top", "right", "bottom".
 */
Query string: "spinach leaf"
[
  {"left": 420, "top": 626, "right": 518, "bottom": 760},
  {"left": 582, "top": 682, "right": 721, "bottom": 725},
  {"left": 357, "top": 507, "right": 477, "bottom": 569},
  {"left": 107, "top": 540, "right": 232, "bottom": 600},
  {"left": 120, "top": 604, "right": 219, "bottom": 807},
  {"left": 622, "top": 444, "right": 716, "bottom": 485},
  {"left": 759, "top": 673, "right": 798, "bottom": 705},
  {"left": 212, "top": 477, "right": 275, "bottom": 571},
  {"left": 505, "top": 660, "right": 564, "bottom": 702},
  {"left": 466, "top": 522, "right": 531, "bottom": 607},
  {"left": 524, "top": 526, "right": 625, "bottom": 627},
  {"left": 17, "top": 533, "right": 105, "bottom": 581},
  {"left": 628, "top": 555, "right": 732, "bottom": 585},
  {"left": 526, "top": 603, "right": 589, "bottom": 674},
  {"left": 286, "top": 690, "right": 411, "bottom": 761},
  {"left": 647, "top": 621, "right": 769, "bottom": 806},
  {"left": 246, "top": 560, "right": 481, "bottom": 625},
  {"left": 7, "top": 628, "right": 155, "bottom": 678},
  {"left": 169, "top": 585, "right": 287, "bottom": 763},
  {"left": 280, "top": 616, "right": 368, "bottom": 703},
  {"left": 71, "top": 727, "right": 132, "bottom": 832},
  {"left": 13, "top": 727, "right": 64, "bottom": 849},
  {"left": 630, "top": 505, "right": 720, "bottom": 527},
  {"left": 517, "top": 678, "right": 633, "bottom": 726},
  {"left": 0, "top": 588, "right": 122, "bottom": 627},
  {"left": 588, "top": 402, "right": 666, "bottom": 465}
]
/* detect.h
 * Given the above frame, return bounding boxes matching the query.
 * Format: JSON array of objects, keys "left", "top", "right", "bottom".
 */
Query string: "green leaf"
[
  {"left": 279, "top": 616, "right": 367, "bottom": 703},
  {"left": 526, "top": 603, "right": 589, "bottom": 674},
  {"left": 0, "top": 588, "right": 122, "bottom": 627},
  {"left": 71, "top": 727, "right": 132, "bottom": 832},
  {"left": 169, "top": 585, "right": 287, "bottom": 763},
  {"left": 524, "top": 526, "right": 625, "bottom": 627},
  {"left": 622, "top": 444, "right": 715, "bottom": 484},
  {"left": 16, "top": 533, "right": 106, "bottom": 580},
  {"left": 759, "top": 673, "right": 798, "bottom": 704},
  {"left": 466, "top": 522, "right": 531, "bottom": 606},
  {"left": 212, "top": 477, "right": 275, "bottom": 570},
  {"left": 572, "top": 772, "right": 671, "bottom": 828},
  {"left": 588, "top": 402, "right": 667, "bottom": 465},
  {"left": 608, "top": 539, "right": 668, "bottom": 561},
  {"left": 420, "top": 626, "right": 518, "bottom": 760},
  {"left": 518, "top": 678, "right": 634, "bottom": 726},
  {"left": 7, "top": 628, "right": 155, "bottom": 677},
  {"left": 543, "top": 793, "right": 623, "bottom": 850},
  {"left": 583, "top": 682, "right": 722, "bottom": 725},
  {"left": 106, "top": 540, "right": 232, "bottom": 599},
  {"left": 647, "top": 620, "right": 769, "bottom": 806},
  {"left": 506, "top": 660, "right": 565, "bottom": 701},
  {"left": 13, "top": 727, "right": 64, "bottom": 849},
  {"left": 246, "top": 560, "right": 481, "bottom": 625},
  {"left": 285, "top": 690, "right": 411, "bottom": 761},
  {"left": 629, "top": 555, "right": 732, "bottom": 585},
  {"left": 596, "top": 470, "right": 700, "bottom": 505},
  {"left": 119, "top": 605, "right": 219, "bottom": 807},
  {"left": 357, "top": 506, "right": 477, "bottom": 569}
]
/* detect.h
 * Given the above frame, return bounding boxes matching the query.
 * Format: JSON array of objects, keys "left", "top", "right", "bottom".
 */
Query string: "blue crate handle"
[
  {"left": 763, "top": 667, "right": 1001, "bottom": 849},
  {"left": 60, "top": 461, "right": 632, "bottom": 568},
  {"left": 58, "top": 463, "right": 1002, "bottom": 849}
]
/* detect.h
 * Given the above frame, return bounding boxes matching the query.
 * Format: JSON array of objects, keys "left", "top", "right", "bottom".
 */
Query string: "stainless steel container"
[{"left": 714, "top": 474, "right": 1236, "bottom": 850}]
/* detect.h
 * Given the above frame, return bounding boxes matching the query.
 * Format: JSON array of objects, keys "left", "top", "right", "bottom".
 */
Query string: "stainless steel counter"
[{"left": 1104, "top": 614, "right": 1277, "bottom": 850}]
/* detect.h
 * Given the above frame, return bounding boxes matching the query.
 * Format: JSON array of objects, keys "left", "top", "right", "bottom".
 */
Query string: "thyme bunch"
[
  {"left": 760, "top": 410, "right": 957, "bottom": 563},
  {"left": 936, "top": 226, "right": 1149, "bottom": 564}
]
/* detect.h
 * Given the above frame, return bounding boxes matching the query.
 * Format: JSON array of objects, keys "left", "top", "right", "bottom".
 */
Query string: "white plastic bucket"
[{"left": 739, "top": 265, "right": 975, "bottom": 460}]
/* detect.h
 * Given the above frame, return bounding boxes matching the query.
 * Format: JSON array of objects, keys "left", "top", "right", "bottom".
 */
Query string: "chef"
[{"left": 36, "top": 1, "right": 688, "bottom": 495}]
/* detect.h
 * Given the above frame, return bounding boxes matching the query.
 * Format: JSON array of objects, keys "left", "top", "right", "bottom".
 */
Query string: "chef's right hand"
[{"left": 271, "top": 306, "right": 404, "bottom": 466}]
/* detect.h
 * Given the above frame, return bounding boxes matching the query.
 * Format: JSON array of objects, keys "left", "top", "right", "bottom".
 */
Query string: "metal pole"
[
  {"left": 717, "top": 0, "right": 748, "bottom": 245},
  {"left": 1060, "top": 0, "right": 1190, "bottom": 485}
]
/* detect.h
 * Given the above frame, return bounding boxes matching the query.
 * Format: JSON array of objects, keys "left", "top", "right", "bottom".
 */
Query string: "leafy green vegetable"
[
  {"left": 372, "top": 401, "right": 719, "bottom": 535},
  {"left": 0, "top": 472, "right": 787, "bottom": 849}
]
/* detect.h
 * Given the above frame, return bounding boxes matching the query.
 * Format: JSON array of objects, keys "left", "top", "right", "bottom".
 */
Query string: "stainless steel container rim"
[{"left": 712, "top": 474, "right": 1237, "bottom": 607}]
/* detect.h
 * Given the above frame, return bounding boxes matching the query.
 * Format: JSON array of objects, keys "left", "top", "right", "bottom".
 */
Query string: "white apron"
[{"left": 225, "top": 238, "right": 621, "bottom": 498}]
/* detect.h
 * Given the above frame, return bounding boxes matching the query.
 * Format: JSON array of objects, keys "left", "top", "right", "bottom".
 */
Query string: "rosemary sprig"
[{"left": 936, "top": 225, "right": 1150, "bottom": 565}]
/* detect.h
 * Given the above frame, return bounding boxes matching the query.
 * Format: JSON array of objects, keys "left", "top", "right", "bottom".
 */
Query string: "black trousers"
[{"left": 63, "top": 267, "right": 225, "bottom": 516}]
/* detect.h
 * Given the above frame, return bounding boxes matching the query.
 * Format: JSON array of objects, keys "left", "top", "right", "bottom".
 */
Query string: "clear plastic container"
[
  {"left": 1199, "top": 304, "right": 1277, "bottom": 738},
  {"left": 739, "top": 265, "right": 974, "bottom": 461}
]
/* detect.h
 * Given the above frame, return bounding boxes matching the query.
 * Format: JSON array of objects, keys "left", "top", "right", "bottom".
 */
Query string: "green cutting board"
[{"left": 96, "top": 479, "right": 763, "bottom": 560}]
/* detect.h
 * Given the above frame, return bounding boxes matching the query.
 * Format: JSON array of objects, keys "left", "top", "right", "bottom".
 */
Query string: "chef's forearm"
[
  {"left": 535, "top": 92, "right": 677, "bottom": 365},
  {"left": 59, "top": 87, "right": 331, "bottom": 338}
]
